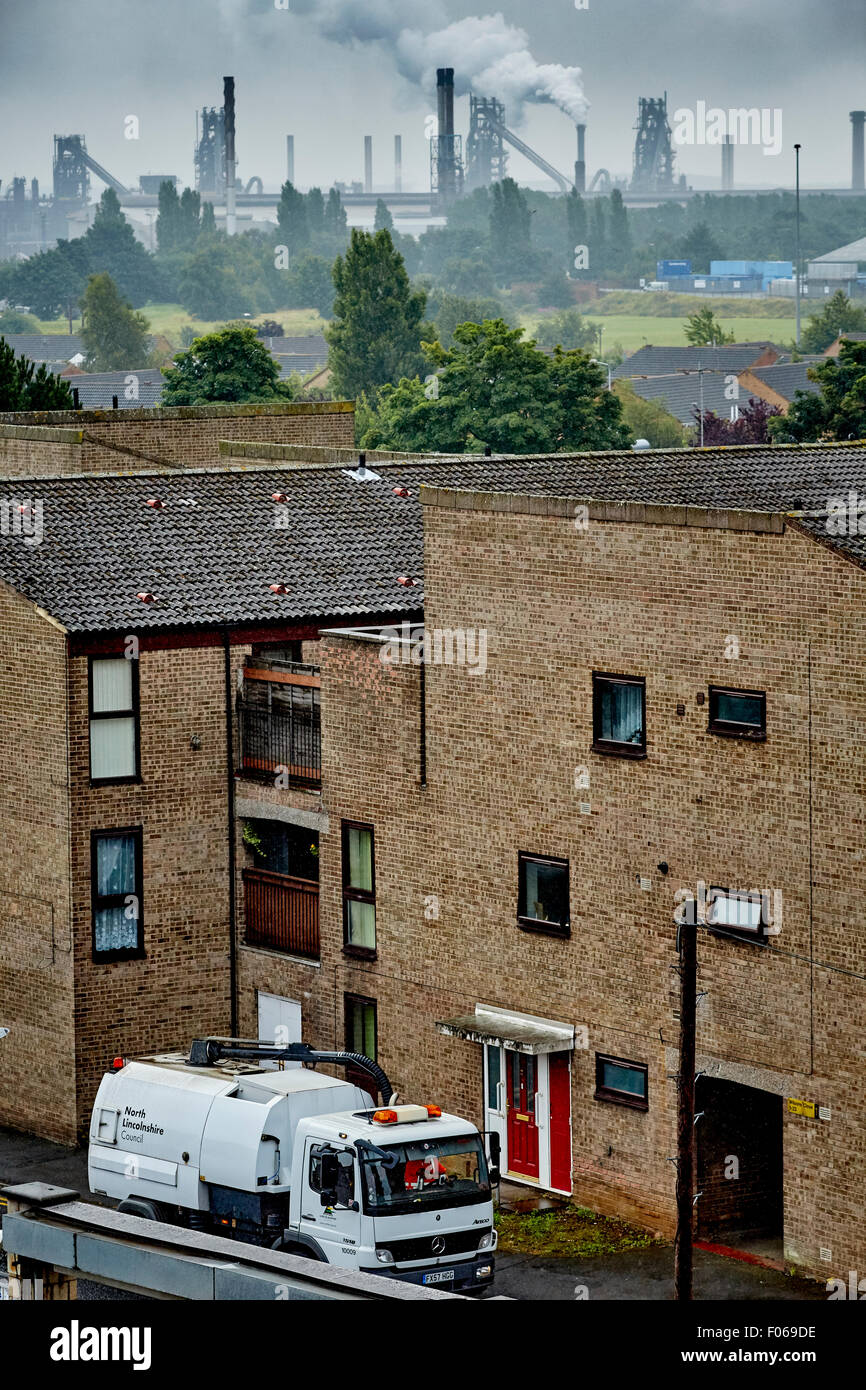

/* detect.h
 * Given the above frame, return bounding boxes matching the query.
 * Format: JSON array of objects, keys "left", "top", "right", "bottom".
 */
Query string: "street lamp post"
[{"left": 591, "top": 358, "right": 613, "bottom": 390}]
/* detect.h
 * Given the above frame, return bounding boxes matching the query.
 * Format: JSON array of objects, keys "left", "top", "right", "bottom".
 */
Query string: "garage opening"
[{"left": 695, "top": 1077, "right": 783, "bottom": 1258}]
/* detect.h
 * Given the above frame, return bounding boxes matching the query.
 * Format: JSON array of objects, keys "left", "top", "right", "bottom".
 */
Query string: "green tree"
[
  {"left": 287, "top": 254, "right": 336, "bottom": 319},
  {"left": 199, "top": 202, "right": 217, "bottom": 239},
  {"left": 85, "top": 188, "right": 160, "bottom": 305},
  {"left": 161, "top": 323, "right": 294, "bottom": 405},
  {"left": 177, "top": 238, "right": 264, "bottom": 319},
  {"left": 0, "top": 308, "right": 41, "bottom": 333},
  {"left": 678, "top": 220, "right": 723, "bottom": 272},
  {"left": 306, "top": 187, "right": 325, "bottom": 239},
  {"left": 533, "top": 308, "right": 597, "bottom": 351},
  {"left": 362, "top": 318, "right": 631, "bottom": 455},
  {"left": 427, "top": 290, "right": 505, "bottom": 348},
  {"left": 79, "top": 272, "right": 151, "bottom": 370},
  {"left": 374, "top": 199, "right": 394, "bottom": 233},
  {"left": 156, "top": 180, "right": 182, "bottom": 253},
  {"left": 613, "top": 379, "right": 686, "bottom": 448},
  {"left": 800, "top": 291, "right": 866, "bottom": 354},
  {"left": 767, "top": 340, "right": 866, "bottom": 442},
  {"left": 323, "top": 187, "right": 348, "bottom": 241},
  {"left": 277, "top": 181, "right": 309, "bottom": 252},
  {"left": 607, "top": 188, "right": 631, "bottom": 268},
  {"left": 489, "top": 178, "right": 533, "bottom": 280},
  {"left": 9, "top": 238, "right": 90, "bottom": 319},
  {"left": 326, "top": 228, "right": 428, "bottom": 399},
  {"left": 565, "top": 188, "right": 587, "bottom": 275},
  {"left": 684, "top": 306, "right": 735, "bottom": 345},
  {"left": 0, "top": 336, "right": 75, "bottom": 409}
]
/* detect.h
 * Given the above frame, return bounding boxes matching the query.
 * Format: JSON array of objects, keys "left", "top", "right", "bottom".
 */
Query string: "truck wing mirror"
[{"left": 489, "top": 1131, "right": 501, "bottom": 1166}]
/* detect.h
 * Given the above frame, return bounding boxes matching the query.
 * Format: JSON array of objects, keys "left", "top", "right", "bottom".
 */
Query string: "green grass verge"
[
  {"left": 30, "top": 304, "right": 328, "bottom": 347},
  {"left": 495, "top": 1205, "right": 662, "bottom": 1258}
]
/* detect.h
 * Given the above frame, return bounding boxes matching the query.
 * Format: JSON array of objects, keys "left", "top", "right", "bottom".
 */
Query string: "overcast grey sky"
[{"left": 1, "top": 0, "right": 864, "bottom": 195}]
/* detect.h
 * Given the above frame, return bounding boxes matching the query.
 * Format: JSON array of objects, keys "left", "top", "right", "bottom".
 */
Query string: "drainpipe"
[{"left": 223, "top": 626, "right": 238, "bottom": 1036}]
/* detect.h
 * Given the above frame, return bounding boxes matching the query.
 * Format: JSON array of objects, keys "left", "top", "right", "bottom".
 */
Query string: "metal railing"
[
  {"left": 243, "top": 867, "right": 319, "bottom": 959},
  {"left": 237, "top": 702, "right": 321, "bottom": 787}
]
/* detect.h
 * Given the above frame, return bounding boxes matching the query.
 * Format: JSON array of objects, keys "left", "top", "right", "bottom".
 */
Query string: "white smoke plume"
[{"left": 288, "top": 3, "right": 589, "bottom": 125}]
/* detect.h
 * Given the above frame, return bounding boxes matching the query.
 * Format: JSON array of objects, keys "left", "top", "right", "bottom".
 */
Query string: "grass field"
[
  {"left": 30, "top": 304, "right": 328, "bottom": 346},
  {"left": 579, "top": 314, "right": 796, "bottom": 355}
]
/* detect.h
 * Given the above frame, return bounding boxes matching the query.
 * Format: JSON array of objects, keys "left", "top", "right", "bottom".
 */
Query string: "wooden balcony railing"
[{"left": 243, "top": 868, "right": 320, "bottom": 960}]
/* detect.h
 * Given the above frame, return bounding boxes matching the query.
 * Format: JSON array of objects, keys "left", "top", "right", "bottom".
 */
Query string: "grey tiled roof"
[
  {"left": 1, "top": 442, "right": 864, "bottom": 634},
  {"left": 1, "top": 334, "right": 83, "bottom": 366},
  {"left": 613, "top": 342, "right": 782, "bottom": 379},
  {"left": 64, "top": 370, "right": 165, "bottom": 410},
  {"left": 746, "top": 361, "right": 823, "bottom": 403},
  {"left": 623, "top": 373, "right": 743, "bottom": 426}
]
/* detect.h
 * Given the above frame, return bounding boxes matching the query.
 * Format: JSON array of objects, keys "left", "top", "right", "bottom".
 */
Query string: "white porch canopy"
[{"left": 436, "top": 1004, "right": 574, "bottom": 1056}]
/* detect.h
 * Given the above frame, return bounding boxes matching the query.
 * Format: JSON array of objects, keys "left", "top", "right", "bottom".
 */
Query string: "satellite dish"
[{"left": 632, "top": 438, "right": 652, "bottom": 451}]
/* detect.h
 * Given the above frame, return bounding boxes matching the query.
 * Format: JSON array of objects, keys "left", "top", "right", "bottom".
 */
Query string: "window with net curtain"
[
  {"left": 593, "top": 674, "right": 645, "bottom": 752},
  {"left": 343, "top": 823, "right": 376, "bottom": 952},
  {"left": 93, "top": 831, "right": 140, "bottom": 955},
  {"left": 90, "top": 658, "right": 137, "bottom": 781}
]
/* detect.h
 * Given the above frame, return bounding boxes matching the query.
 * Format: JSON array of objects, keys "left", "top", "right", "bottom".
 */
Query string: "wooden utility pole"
[{"left": 674, "top": 916, "right": 698, "bottom": 1301}]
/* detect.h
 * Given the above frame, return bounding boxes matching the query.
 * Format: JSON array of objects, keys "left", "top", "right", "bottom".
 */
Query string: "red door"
[
  {"left": 548, "top": 1052, "right": 572, "bottom": 1193},
  {"left": 506, "top": 1051, "right": 540, "bottom": 1179}
]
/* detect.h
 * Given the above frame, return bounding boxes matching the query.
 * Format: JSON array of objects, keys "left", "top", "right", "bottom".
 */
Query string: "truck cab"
[{"left": 291, "top": 1105, "right": 496, "bottom": 1293}]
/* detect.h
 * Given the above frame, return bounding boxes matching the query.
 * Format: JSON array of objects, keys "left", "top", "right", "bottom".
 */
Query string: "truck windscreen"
[{"left": 360, "top": 1134, "right": 490, "bottom": 1215}]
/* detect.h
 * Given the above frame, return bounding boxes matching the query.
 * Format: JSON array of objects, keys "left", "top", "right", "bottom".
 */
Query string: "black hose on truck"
[{"left": 187, "top": 1037, "right": 395, "bottom": 1104}]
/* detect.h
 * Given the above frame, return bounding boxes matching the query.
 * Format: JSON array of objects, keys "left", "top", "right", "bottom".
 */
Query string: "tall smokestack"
[
  {"left": 364, "top": 135, "right": 373, "bottom": 194},
  {"left": 574, "top": 123, "right": 586, "bottom": 193},
  {"left": 436, "top": 68, "right": 457, "bottom": 201},
  {"left": 721, "top": 134, "right": 734, "bottom": 191},
  {"left": 223, "top": 75, "right": 236, "bottom": 235},
  {"left": 394, "top": 135, "right": 402, "bottom": 193},
  {"left": 286, "top": 135, "right": 295, "bottom": 186},
  {"left": 851, "top": 111, "right": 866, "bottom": 192}
]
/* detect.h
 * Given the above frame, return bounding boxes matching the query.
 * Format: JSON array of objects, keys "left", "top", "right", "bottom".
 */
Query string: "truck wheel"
[{"left": 118, "top": 1198, "right": 167, "bottom": 1224}]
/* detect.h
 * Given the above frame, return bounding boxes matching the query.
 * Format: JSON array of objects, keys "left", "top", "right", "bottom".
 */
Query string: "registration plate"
[{"left": 422, "top": 1270, "right": 454, "bottom": 1285}]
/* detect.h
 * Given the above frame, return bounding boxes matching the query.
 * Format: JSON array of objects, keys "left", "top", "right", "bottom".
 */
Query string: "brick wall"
[
  {"left": 0, "top": 402, "right": 355, "bottom": 478},
  {"left": 67, "top": 641, "right": 241, "bottom": 1137},
  {"left": 0, "top": 584, "right": 76, "bottom": 1143},
  {"left": 236, "top": 492, "right": 866, "bottom": 1279}
]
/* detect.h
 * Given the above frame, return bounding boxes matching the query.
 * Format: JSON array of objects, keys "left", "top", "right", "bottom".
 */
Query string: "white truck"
[{"left": 88, "top": 1037, "right": 498, "bottom": 1295}]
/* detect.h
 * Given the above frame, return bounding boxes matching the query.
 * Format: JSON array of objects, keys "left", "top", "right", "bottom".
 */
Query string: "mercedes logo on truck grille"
[{"left": 432, "top": 1236, "right": 446, "bottom": 1255}]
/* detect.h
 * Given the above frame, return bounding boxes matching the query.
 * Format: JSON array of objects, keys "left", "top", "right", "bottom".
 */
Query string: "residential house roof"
[
  {"left": 612, "top": 342, "right": 782, "bottom": 380},
  {"left": 60, "top": 370, "right": 166, "bottom": 410},
  {"left": 1, "top": 334, "right": 84, "bottom": 367},
  {"left": 1, "top": 442, "right": 864, "bottom": 635}
]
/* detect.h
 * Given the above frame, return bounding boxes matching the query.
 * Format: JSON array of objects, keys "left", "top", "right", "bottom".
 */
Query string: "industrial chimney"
[
  {"left": 721, "top": 135, "right": 734, "bottom": 191},
  {"left": 436, "top": 68, "right": 460, "bottom": 202},
  {"left": 286, "top": 135, "right": 295, "bottom": 186},
  {"left": 574, "top": 124, "right": 586, "bottom": 194},
  {"left": 223, "top": 76, "right": 236, "bottom": 235},
  {"left": 364, "top": 136, "right": 373, "bottom": 194},
  {"left": 394, "top": 135, "right": 402, "bottom": 194},
  {"left": 851, "top": 111, "right": 865, "bottom": 192}
]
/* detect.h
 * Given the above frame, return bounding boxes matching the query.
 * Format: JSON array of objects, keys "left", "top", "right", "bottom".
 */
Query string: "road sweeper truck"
[{"left": 88, "top": 1037, "right": 498, "bottom": 1293}]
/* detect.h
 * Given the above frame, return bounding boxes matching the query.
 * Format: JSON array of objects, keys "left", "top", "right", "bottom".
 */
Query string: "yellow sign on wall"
[{"left": 787, "top": 1098, "right": 816, "bottom": 1117}]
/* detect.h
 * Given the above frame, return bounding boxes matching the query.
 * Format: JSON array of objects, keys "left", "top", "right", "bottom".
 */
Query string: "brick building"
[
  {"left": 1, "top": 439, "right": 865, "bottom": 1283},
  {"left": 0, "top": 399, "right": 354, "bottom": 478}
]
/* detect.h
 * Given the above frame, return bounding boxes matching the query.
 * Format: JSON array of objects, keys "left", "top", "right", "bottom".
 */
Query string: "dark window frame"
[
  {"left": 595, "top": 1053, "right": 648, "bottom": 1111},
  {"left": 342, "top": 820, "right": 376, "bottom": 960},
  {"left": 517, "top": 852, "right": 571, "bottom": 939},
  {"left": 90, "top": 825, "right": 144, "bottom": 962},
  {"left": 592, "top": 671, "right": 647, "bottom": 759},
  {"left": 88, "top": 655, "right": 141, "bottom": 786},
  {"left": 707, "top": 685, "right": 767, "bottom": 741},
  {"left": 344, "top": 993, "right": 378, "bottom": 1096},
  {"left": 706, "top": 883, "right": 769, "bottom": 947}
]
